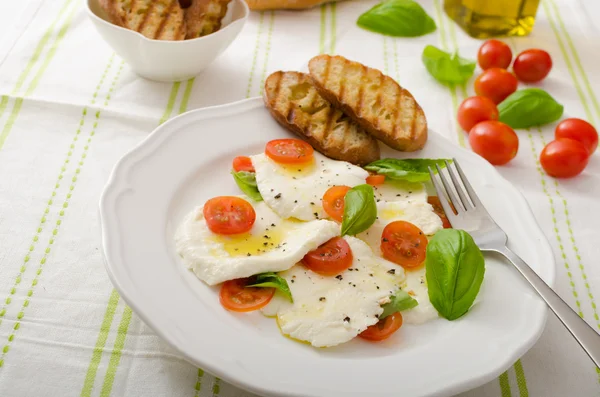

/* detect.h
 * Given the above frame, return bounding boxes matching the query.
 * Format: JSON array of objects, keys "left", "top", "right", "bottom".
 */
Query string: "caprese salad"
[{"left": 175, "top": 138, "right": 485, "bottom": 348}]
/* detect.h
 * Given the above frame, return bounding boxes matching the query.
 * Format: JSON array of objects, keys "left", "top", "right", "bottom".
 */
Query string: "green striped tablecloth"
[{"left": 0, "top": 0, "right": 599, "bottom": 396}]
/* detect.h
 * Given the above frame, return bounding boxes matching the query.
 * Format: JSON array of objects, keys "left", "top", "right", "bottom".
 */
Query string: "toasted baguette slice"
[
  {"left": 101, "top": 0, "right": 186, "bottom": 41},
  {"left": 264, "top": 71, "right": 380, "bottom": 166},
  {"left": 244, "top": 0, "right": 339, "bottom": 10},
  {"left": 185, "top": 0, "right": 232, "bottom": 39},
  {"left": 308, "top": 55, "right": 427, "bottom": 152}
]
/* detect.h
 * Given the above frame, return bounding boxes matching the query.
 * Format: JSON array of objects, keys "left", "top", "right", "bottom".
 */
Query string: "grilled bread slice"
[
  {"left": 100, "top": 0, "right": 186, "bottom": 41},
  {"left": 308, "top": 55, "right": 427, "bottom": 152},
  {"left": 264, "top": 71, "right": 380, "bottom": 166},
  {"left": 185, "top": 0, "right": 232, "bottom": 39}
]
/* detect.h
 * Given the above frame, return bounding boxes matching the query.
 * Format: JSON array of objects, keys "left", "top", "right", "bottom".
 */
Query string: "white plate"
[{"left": 100, "top": 98, "right": 555, "bottom": 397}]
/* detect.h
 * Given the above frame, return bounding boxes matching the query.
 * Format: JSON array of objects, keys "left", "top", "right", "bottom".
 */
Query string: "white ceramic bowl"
[{"left": 86, "top": 0, "right": 249, "bottom": 82}]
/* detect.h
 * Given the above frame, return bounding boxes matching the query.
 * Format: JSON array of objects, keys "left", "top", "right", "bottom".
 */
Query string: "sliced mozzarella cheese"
[
  {"left": 251, "top": 152, "right": 368, "bottom": 221},
  {"left": 400, "top": 267, "right": 439, "bottom": 324},
  {"left": 175, "top": 198, "right": 339, "bottom": 285},
  {"left": 372, "top": 180, "right": 428, "bottom": 204},
  {"left": 262, "top": 236, "right": 405, "bottom": 347}
]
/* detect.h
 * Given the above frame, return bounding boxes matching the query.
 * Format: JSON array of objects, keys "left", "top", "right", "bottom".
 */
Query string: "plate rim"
[{"left": 99, "top": 97, "right": 555, "bottom": 397}]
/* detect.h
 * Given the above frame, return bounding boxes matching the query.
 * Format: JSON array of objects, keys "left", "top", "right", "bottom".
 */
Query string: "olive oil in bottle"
[{"left": 444, "top": 0, "right": 540, "bottom": 39}]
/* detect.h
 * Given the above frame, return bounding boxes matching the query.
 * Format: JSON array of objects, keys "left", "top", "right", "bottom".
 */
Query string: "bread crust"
[
  {"left": 263, "top": 71, "right": 380, "bottom": 166},
  {"left": 244, "top": 0, "right": 338, "bottom": 10},
  {"left": 308, "top": 55, "right": 427, "bottom": 152},
  {"left": 185, "top": 0, "right": 232, "bottom": 39}
]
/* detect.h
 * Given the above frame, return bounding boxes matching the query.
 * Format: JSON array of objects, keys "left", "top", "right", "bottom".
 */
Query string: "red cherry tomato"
[
  {"left": 322, "top": 185, "right": 351, "bottom": 222},
  {"left": 469, "top": 121, "right": 519, "bottom": 165},
  {"left": 380, "top": 221, "right": 428, "bottom": 269},
  {"left": 457, "top": 96, "right": 499, "bottom": 132},
  {"left": 220, "top": 278, "right": 275, "bottom": 312},
  {"left": 302, "top": 237, "right": 353, "bottom": 276},
  {"left": 359, "top": 312, "right": 403, "bottom": 342},
  {"left": 477, "top": 39, "right": 513, "bottom": 70},
  {"left": 232, "top": 156, "right": 255, "bottom": 172},
  {"left": 203, "top": 196, "right": 256, "bottom": 235},
  {"left": 555, "top": 118, "right": 598, "bottom": 155},
  {"left": 366, "top": 174, "right": 386, "bottom": 186},
  {"left": 474, "top": 68, "right": 518, "bottom": 104},
  {"left": 427, "top": 196, "right": 452, "bottom": 229},
  {"left": 540, "top": 138, "right": 589, "bottom": 178},
  {"left": 265, "top": 139, "right": 314, "bottom": 164},
  {"left": 513, "top": 49, "right": 552, "bottom": 83}
]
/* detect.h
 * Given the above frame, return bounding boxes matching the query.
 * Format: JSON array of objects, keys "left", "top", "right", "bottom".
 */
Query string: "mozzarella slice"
[
  {"left": 372, "top": 180, "right": 428, "bottom": 204},
  {"left": 251, "top": 151, "right": 368, "bottom": 221},
  {"left": 400, "top": 267, "right": 439, "bottom": 324},
  {"left": 262, "top": 236, "right": 405, "bottom": 347},
  {"left": 175, "top": 198, "right": 339, "bottom": 285}
]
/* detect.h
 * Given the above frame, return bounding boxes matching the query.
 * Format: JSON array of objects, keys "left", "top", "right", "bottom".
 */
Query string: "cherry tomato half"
[
  {"left": 427, "top": 196, "right": 452, "bottom": 229},
  {"left": 359, "top": 312, "right": 403, "bottom": 342},
  {"left": 381, "top": 221, "right": 428, "bottom": 269},
  {"left": 540, "top": 138, "right": 589, "bottom": 178},
  {"left": 469, "top": 121, "right": 519, "bottom": 165},
  {"left": 366, "top": 174, "right": 386, "bottom": 186},
  {"left": 513, "top": 49, "right": 552, "bottom": 83},
  {"left": 555, "top": 118, "right": 598, "bottom": 155},
  {"left": 302, "top": 237, "right": 353, "bottom": 276},
  {"left": 457, "top": 96, "right": 499, "bottom": 132},
  {"left": 220, "top": 278, "right": 275, "bottom": 312},
  {"left": 477, "top": 39, "right": 512, "bottom": 70},
  {"left": 265, "top": 139, "right": 314, "bottom": 164},
  {"left": 322, "top": 185, "right": 351, "bottom": 222},
  {"left": 203, "top": 196, "right": 256, "bottom": 235},
  {"left": 232, "top": 156, "right": 255, "bottom": 172},
  {"left": 474, "top": 68, "right": 518, "bottom": 104}
]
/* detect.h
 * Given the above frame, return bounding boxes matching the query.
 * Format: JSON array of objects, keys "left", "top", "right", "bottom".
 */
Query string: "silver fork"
[{"left": 428, "top": 159, "right": 600, "bottom": 367}]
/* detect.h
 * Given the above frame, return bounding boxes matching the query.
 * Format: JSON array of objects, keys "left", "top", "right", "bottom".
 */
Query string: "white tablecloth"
[{"left": 0, "top": 0, "right": 599, "bottom": 396}]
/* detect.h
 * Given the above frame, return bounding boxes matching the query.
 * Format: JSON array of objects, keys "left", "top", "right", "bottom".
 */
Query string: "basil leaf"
[
  {"left": 364, "top": 158, "right": 451, "bottom": 182},
  {"left": 247, "top": 272, "right": 293, "bottom": 302},
  {"left": 357, "top": 0, "right": 436, "bottom": 37},
  {"left": 498, "top": 88, "right": 564, "bottom": 129},
  {"left": 232, "top": 171, "right": 263, "bottom": 202},
  {"left": 380, "top": 290, "right": 419, "bottom": 319},
  {"left": 422, "top": 45, "right": 476, "bottom": 84},
  {"left": 426, "top": 229, "right": 485, "bottom": 321},
  {"left": 341, "top": 184, "right": 377, "bottom": 236}
]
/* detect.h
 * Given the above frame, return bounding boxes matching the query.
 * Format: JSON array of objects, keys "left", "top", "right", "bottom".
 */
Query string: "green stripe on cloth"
[
  {"left": 99, "top": 306, "right": 133, "bottom": 397},
  {"left": 537, "top": 129, "right": 600, "bottom": 327},
  {"left": 246, "top": 11, "right": 265, "bottom": 98},
  {"left": 0, "top": 0, "right": 74, "bottom": 121},
  {"left": 382, "top": 37, "right": 389, "bottom": 75},
  {"left": 547, "top": 0, "right": 600, "bottom": 124},
  {"left": 319, "top": 4, "right": 327, "bottom": 54},
  {"left": 258, "top": 11, "right": 276, "bottom": 96},
  {"left": 329, "top": 2, "right": 336, "bottom": 54},
  {"left": 194, "top": 368, "right": 205, "bottom": 397},
  {"left": 80, "top": 290, "right": 121, "bottom": 397},
  {"left": 0, "top": 60, "right": 125, "bottom": 369},
  {"left": 513, "top": 359, "right": 529, "bottom": 396},
  {"left": 212, "top": 377, "right": 221, "bottom": 397},
  {"left": 0, "top": 54, "right": 115, "bottom": 331},
  {"left": 541, "top": 1, "right": 594, "bottom": 123},
  {"left": 79, "top": 79, "right": 183, "bottom": 394},
  {"left": 526, "top": 130, "right": 584, "bottom": 315},
  {"left": 499, "top": 371, "right": 512, "bottom": 397},
  {"left": 179, "top": 79, "right": 196, "bottom": 115},
  {"left": 0, "top": 1, "right": 79, "bottom": 150}
]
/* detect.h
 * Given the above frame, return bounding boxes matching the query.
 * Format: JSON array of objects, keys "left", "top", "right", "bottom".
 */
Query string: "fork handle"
[{"left": 497, "top": 246, "right": 600, "bottom": 367}]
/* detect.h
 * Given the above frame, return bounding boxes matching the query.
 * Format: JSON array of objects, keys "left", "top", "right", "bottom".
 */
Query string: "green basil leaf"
[
  {"left": 357, "top": 0, "right": 436, "bottom": 37},
  {"left": 426, "top": 229, "right": 485, "bottom": 321},
  {"left": 232, "top": 171, "right": 263, "bottom": 202},
  {"left": 364, "top": 158, "right": 451, "bottom": 182},
  {"left": 247, "top": 272, "right": 293, "bottom": 302},
  {"left": 422, "top": 45, "right": 476, "bottom": 84},
  {"left": 380, "top": 290, "right": 419, "bottom": 319},
  {"left": 498, "top": 88, "right": 564, "bottom": 129},
  {"left": 341, "top": 184, "right": 377, "bottom": 236}
]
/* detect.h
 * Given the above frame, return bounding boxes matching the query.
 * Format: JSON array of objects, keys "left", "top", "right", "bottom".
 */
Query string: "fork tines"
[{"left": 428, "top": 159, "right": 483, "bottom": 217}]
